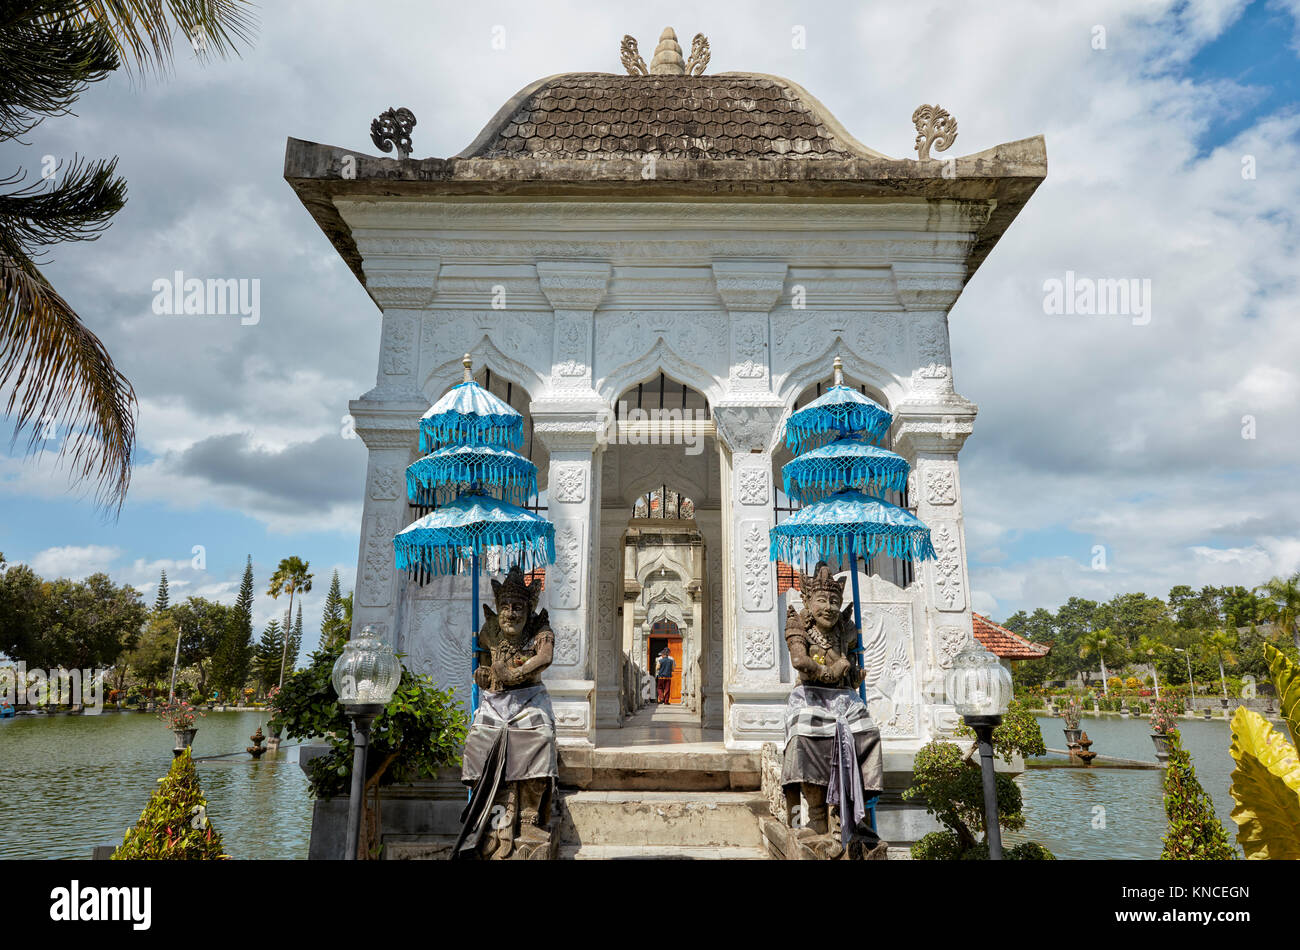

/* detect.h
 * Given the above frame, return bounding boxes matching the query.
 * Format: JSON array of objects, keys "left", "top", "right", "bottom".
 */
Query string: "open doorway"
[{"left": 647, "top": 620, "right": 683, "bottom": 705}]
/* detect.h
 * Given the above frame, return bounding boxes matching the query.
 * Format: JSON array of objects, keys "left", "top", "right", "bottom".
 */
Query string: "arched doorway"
[{"left": 647, "top": 619, "right": 683, "bottom": 704}]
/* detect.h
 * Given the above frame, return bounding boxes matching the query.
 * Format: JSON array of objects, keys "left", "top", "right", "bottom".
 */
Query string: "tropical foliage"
[
  {"left": 112, "top": 749, "right": 226, "bottom": 860},
  {"left": 1160, "top": 729, "right": 1236, "bottom": 860},
  {"left": 1, "top": 0, "right": 255, "bottom": 508},
  {"left": 1228, "top": 644, "right": 1300, "bottom": 859},
  {"left": 908, "top": 702, "right": 1054, "bottom": 860}
]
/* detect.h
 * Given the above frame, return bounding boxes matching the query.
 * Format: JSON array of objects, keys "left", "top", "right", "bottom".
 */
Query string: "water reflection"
[
  {"left": 0, "top": 710, "right": 312, "bottom": 860},
  {"left": 1016, "top": 714, "right": 1241, "bottom": 859}
]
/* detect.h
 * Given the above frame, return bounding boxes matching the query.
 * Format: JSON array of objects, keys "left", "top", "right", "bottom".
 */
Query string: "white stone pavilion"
[{"left": 285, "top": 35, "right": 1046, "bottom": 768}]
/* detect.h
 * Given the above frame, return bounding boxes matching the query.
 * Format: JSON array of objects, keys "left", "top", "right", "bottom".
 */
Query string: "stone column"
[
  {"left": 711, "top": 262, "right": 790, "bottom": 749},
  {"left": 346, "top": 260, "right": 439, "bottom": 652},
  {"left": 713, "top": 403, "right": 787, "bottom": 749},
  {"left": 532, "top": 261, "right": 611, "bottom": 745},
  {"left": 894, "top": 401, "right": 977, "bottom": 741}
]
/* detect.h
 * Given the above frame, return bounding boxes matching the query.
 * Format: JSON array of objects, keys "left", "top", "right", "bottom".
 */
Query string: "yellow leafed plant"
[{"left": 1229, "top": 644, "right": 1300, "bottom": 859}]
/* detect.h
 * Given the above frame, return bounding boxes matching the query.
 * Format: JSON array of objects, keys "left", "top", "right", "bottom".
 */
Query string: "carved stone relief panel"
[
  {"left": 382, "top": 312, "right": 417, "bottom": 376},
  {"left": 924, "top": 467, "right": 957, "bottom": 506},
  {"left": 934, "top": 624, "right": 969, "bottom": 670},
  {"left": 553, "top": 463, "right": 587, "bottom": 503},
  {"left": 550, "top": 519, "right": 585, "bottom": 609},
  {"left": 359, "top": 508, "right": 402, "bottom": 607},
  {"left": 859, "top": 602, "right": 919, "bottom": 738},
  {"left": 736, "top": 462, "right": 770, "bottom": 506},
  {"left": 595, "top": 310, "right": 727, "bottom": 382},
  {"left": 930, "top": 522, "right": 965, "bottom": 612},
  {"left": 742, "top": 627, "right": 775, "bottom": 670},
  {"left": 367, "top": 463, "right": 400, "bottom": 501},
  {"left": 552, "top": 623, "right": 582, "bottom": 668},
  {"left": 740, "top": 520, "right": 773, "bottom": 612}
]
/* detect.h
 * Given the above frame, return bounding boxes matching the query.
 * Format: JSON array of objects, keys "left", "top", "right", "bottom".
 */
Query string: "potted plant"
[
  {"left": 1062, "top": 698, "right": 1083, "bottom": 745},
  {"left": 1149, "top": 698, "right": 1180, "bottom": 762},
  {"left": 158, "top": 700, "right": 206, "bottom": 752}
]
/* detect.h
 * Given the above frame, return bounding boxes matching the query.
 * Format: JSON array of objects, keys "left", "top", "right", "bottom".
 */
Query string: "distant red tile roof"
[{"left": 972, "top": 613, "right": 1051, "bottom": 660}]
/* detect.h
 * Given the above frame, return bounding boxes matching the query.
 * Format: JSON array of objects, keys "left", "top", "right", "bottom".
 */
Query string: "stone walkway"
[{"left": 596, "top": 702, "right": 724, "bottom": 751}]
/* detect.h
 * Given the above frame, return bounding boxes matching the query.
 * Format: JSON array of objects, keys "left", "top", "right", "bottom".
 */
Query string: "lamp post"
[
  {"left": 331, "top": 625, "right": 402, "bottom": 861},
  {"left": 945, "top": 639, "right": 1013, "bottom": 860}
]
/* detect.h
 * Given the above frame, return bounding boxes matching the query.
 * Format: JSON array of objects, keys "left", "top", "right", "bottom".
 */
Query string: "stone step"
[
  {"left": 559, "top": 844, "right": 769, "bottom": 860},
  {"left": 559, "top": 745, "right": 761, "bottom": 791},
  {"left": 558, "top": 790, "right": 767, "bottom": 849}
]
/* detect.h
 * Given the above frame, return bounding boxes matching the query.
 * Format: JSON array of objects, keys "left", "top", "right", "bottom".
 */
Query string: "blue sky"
[{"left": 2, "top": 0, "right": 1299, "bottom": 653}]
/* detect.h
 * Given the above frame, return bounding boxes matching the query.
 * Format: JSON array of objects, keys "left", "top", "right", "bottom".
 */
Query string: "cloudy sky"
[{"left": 2, "top": 0, "right": 1298, "bottom": 652}]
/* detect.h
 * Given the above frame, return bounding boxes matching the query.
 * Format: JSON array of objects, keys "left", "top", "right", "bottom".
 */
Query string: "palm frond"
[
  {"left": 44, "top": 0, "right": 258, "bottom": 77},
  {"left": 0, "top": 155, "right": 125, "bottom": 252},
  {"left": 0, "top": 245, "right": 136, "bottom": 509},
  {"left": 0, "top": 0, "right": 119, "bottom": 139}
]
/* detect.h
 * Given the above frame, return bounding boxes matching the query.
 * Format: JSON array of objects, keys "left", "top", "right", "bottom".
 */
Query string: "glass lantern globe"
[
  {"left": 944, "top": 639, "right": 1012, "bottom": 718},
  {"left": 331, "top": 625, "right": 402, "bottom": 706}
]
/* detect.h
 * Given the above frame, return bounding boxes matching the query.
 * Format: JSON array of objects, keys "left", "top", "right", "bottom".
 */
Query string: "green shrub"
[
  {"left": 112, "top": 750, "right": 226, "bottom": 860},
  {"left": 1161, "top": 729, "right": 1236, "bottom": 860},
  {"left": 903, "top": 735, "right": 1054, "bottom": 860},
  {"left": 271, "top": 644, "right": 469, "bottom": 798}
]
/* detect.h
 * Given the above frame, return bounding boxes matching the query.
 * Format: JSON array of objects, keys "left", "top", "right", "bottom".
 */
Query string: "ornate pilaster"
[
  {"left": 533, "top": 405, "right": 606, "bottom": 746},
  {"left": 362, "top": 259, "right": 439, "bottom": 401},
  {"left": 894, "top": 402, "right": 978, "bottom": 738},
  {"left": 714, "top": 402, "right": 786, "bottom": 749},
  {"left": 347, "top": 398, "right": 427, "bottom": 649},
  {"left": 713, "top": 262, "right": 787, "bottom": 394},
  {"left": 537, "top": 261, "right": 611, "bottom": 395}
]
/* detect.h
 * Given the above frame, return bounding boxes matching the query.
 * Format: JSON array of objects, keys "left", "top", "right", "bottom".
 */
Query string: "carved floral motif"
[
  {"left": 736, "top": 464, "right": 770, "bottom": 506},
  {"left": 742, "top": 627, "right": 775, "bottom": 669},
  {"left": 550, "top": 521, "right": 584, "bottom": 609},
  {"left": 925, "top": 468, "right": 956, "bottom": 506},
  {"left": 740, "top": 520, "right": 772, "bottom": 611},
  {"left": 931, "top": 524, "right": 965, "bottom": 612},
  {"left": 553, "top": 464, "right": 586, "bottom": 503},
  {"left": 368, "top": 465, "right": 399, "bottom": 501},
  {"left": 553, "top": 624, "right": 582, "bottom": 667}
]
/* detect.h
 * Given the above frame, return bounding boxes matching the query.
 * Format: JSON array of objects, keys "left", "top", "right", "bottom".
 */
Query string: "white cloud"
[{"left": 28, "top": 545, "right": 122, "bottom": 580}]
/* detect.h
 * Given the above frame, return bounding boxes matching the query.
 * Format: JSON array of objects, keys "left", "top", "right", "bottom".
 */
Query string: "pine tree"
[
  {"left": 1161, "top": 729, "right": 1236, "bottom": 859},
  {"left": 253, "top": 620, "right": 284, "bottom": 695},
  {"left": 234, "top": 556, "right": 254, "bottom": 637},
  {"left": 322, "top": 570, "right": 342, "bottom": 630},
  {"left": 111, "top": 749, "right": 226, "bottom": 860},
  {"left": 287, "top": 603, "right": 303, "bottom": 673},
  {"left": 153, "top": 570, "right": 170, "bottom": 613}
]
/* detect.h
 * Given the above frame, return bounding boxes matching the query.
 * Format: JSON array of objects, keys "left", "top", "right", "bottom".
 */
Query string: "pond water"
[
  {"left": 1013, "top": 714, "right": 1241, "bottom": 860},
  {"left": 0, "top": 710, "right": 312, "bottom": 860},
  {"left": 0, "top": 708, "right": 1242, "bottom": 860}
]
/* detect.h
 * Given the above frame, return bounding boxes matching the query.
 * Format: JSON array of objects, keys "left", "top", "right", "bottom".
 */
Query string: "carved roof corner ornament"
[
  {"left": 912, "top": 104, "right": 957, "bottom": 161},
  {"left": 620, "top": 28, "right": 709, "bottom": 76},
  {"left": 371, "top": 107, "right": 416, "bottom": 159}
]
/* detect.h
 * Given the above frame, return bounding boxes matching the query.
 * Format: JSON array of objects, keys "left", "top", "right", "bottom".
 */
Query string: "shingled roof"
[
  {"left": 459, "top": 73, "right": 884, "bottom": 162},
  {"left": 972, "top": 613, "right": 1051, "bottom": 661}
]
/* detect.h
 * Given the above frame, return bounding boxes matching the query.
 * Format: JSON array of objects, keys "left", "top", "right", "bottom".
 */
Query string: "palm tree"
[
  {"left": 1136, "top": 634, "right": 1167, "bottom": 700},
  {"left": 1254, "top": 575, "right": 1300, "bottom": 652},
  {"left": 1079, "top": 627, "right": 1124, "bottom": 697},
  {"left": 267, "top": 556, "right": 312, "bottom": 688},
  {"left": 1, "top": 2, "right": 255, "bottom": 508},
  {"left": 1204, "top": 629, "right": 1237, "bottom": 703}
]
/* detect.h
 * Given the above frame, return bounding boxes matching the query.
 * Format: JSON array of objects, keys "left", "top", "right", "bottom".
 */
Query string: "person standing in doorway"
[{"left": 655, "top": 647, "right": 674, "bottom": 705}]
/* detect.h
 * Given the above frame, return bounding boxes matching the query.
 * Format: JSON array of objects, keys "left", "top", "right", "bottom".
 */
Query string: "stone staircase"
[{"left": 556, "top": 790, "right": 770, "bottom": 860}]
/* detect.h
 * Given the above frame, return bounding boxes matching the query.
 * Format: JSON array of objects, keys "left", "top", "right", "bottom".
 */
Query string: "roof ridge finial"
[
  {"left": 650, "top": 27, "right": 685, "bottom": 75},
  {"left": 833, "top": 356, "right": 844, "bottom": 387},
  {"left": 463, "top": 353, "right": 473, "bottom": 383}
]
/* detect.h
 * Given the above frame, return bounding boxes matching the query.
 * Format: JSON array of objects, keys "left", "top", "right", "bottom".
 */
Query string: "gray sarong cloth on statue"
[
  {"left": 780, "top": 684, "right": 883, "bottom": 800},
  {"left": 461, "top": 684, "right": 559, "bottom": 784}
]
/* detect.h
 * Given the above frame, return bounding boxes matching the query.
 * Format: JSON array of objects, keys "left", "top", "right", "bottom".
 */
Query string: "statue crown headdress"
[
  {"left": 799, "top": 561, "right": 846, "bottom": 599},
  {"left": 491, "top": 565, "right": 541, "bottom": 607}
]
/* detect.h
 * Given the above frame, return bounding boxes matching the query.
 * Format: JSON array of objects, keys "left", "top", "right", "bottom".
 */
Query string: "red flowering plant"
[
  {"left": 1149, "top": 697, "right": 1181, "bottom": 735},
  {"left": 157, "top": 700, "right": 205, "bottom": 731}
]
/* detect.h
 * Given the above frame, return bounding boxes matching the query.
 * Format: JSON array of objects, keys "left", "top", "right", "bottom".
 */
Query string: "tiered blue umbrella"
[
  {"left": 393, "top": 355, "right": 554, "bottom": 713},
  {"left": 771, "top": 357, "right": 937, "bottom": 702}
]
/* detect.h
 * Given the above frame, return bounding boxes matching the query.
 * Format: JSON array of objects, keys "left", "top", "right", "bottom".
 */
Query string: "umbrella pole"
[
  {"left": 848, "top": 538, "right": 866, "bottom": 704},
  {"left": 471, "top": 551, "right": 480, "bottom": 715}
]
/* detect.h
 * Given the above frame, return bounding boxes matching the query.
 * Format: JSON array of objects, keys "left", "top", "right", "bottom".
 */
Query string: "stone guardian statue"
[
  {"left": 453, "top": 566, "right": 559, "bottom": 859},
  {"left": 779, "top": 561, "right": 886, "bottom": 859}
]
